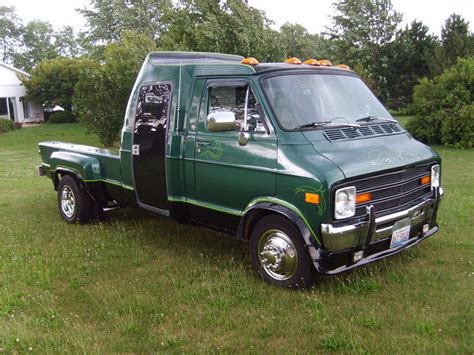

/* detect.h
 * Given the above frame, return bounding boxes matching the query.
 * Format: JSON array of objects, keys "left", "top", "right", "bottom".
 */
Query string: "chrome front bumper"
[{"left": 321, "top": 187, "right": 444, "bottom": 252}]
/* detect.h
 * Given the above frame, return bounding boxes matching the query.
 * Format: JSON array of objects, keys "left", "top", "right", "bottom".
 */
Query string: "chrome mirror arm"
[{"left": 243, "top": 86, "right": 249, "bottom": 131}]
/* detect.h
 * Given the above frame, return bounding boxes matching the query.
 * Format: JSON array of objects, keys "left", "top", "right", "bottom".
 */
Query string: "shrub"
[
  {"left": 407, "top": 56, "right": 474, "bottom": 148},
  {"left": 73, "top": 31, "right": 157, "bottom": 147},
  {"left": 47, "top": 111, "right": 77, "bottom": 124},
  {"left": 0, "top": 118, "right": 15, "bottom": 133}
]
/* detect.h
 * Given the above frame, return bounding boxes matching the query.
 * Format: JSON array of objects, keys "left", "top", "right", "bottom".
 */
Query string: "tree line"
[{"left": 1, "top": 0, "right": 472, "bottom": 146}]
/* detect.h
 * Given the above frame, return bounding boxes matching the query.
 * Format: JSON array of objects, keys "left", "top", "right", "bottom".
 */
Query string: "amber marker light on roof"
[
  {"left": 285, "top": 57, "right": 302, "bottom": 64},
  {"left": 420, "top": 175, "right": 431, "bottom": 185},
  {"left": 356, "top": 192, "right": 372, "bottom": 204},
  {"left": 241, "top": 57, "right": 259, "bottom": 65},
  {"left": 319, "top": 59, "right": 333, "bottom": 66},
  {"left": 337, "top": 64, "right": 351, "bottom": 70},
  {"left": 305, "top": 193, "right": 320, "bottom": 204},
  {"left": 303, "top": 58, "right": 321, "bottom": 66}
]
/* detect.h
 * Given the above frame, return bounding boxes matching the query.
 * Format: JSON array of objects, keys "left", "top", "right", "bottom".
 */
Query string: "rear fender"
[{"left": 50, "top": 151, "right": 101, "bottom": 189}]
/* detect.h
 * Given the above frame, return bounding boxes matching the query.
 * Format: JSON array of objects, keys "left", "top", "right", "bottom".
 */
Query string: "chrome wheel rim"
[
  {"left": 61, "top": 186, "right": 75, "bottom": 218},
  {"left": 258, "top": 229, "right": 298, "bottom": 281}
]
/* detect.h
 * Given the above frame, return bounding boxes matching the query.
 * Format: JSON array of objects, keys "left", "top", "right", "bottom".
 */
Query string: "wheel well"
[
  {"left": 53, "top": 170, "right": 82, "bottom": 191},
  {"left": 240, "top": 208, "right": 294, "bottom": 240},
  {"left": 54, "top": 170, "right": 108, "bottom": 208}
]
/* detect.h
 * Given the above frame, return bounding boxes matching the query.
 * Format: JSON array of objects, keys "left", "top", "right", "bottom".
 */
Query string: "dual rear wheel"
[{"left": 57, "top": 175, "right": 104, "bottom": 223}]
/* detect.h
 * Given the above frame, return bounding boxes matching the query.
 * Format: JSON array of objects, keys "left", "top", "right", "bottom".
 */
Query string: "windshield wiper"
[
  {"left": 298, "top": 121, "right": 361, "bottom": 129},
  {"left": 355, "top": 116, "right": 398, "bottom": 125}
]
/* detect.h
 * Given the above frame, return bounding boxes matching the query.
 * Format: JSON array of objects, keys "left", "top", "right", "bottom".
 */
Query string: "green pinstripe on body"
[
  {"left": 168, "top": 195, "right": 319, "bottom": 244},
  {"left": 51, "top": 165, "right": 134, "bottom": 191},
  {"left": 243, "top": 196, "right": 320, "bottom": 244},
  {"left": 167, "top": 196, "right": 241, "bottom": 216}
]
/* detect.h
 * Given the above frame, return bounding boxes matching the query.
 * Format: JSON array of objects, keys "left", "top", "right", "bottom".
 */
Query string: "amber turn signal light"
[
  {"left": 356, "top": 192, "right": 372, "bottom": 204},
  {"left": 285, "top": 57, "right": 302, "bottom": 64},
  {"left": 420, "top": 175, "right": 430, "bottom": 185},
  {"left": 305, "top": 193, "right": 320, "bottom": 204},
  {"left": 241, "top": 57, "right": 259, "bottom": 65},
  {"left": 336, "top": 64, "right": 351, "bottom": 70}
]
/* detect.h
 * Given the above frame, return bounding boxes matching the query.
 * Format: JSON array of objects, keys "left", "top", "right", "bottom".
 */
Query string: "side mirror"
[{"left": 207, "top": 111, "right": 236, "bottom": 132}]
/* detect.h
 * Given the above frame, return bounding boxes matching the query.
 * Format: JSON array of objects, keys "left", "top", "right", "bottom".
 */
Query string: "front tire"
[
  {"left": 57, "top": 175, "right": 93, "bottom": 223},
  {"left": 250, "top": 215, "right": 315, "bottom": 289}
]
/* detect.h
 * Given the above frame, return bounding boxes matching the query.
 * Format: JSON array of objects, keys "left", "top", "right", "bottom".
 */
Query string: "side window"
[
  {"left": 135, "top": 84, "right": 172, "bottom": 131},
  {"left": 208, "top": 85, "right": 267, "bottom": 133}
]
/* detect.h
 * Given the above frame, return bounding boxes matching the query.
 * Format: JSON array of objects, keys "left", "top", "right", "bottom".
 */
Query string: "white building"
[{"left": 0, "top": 62, "right": 44, "bottom": 123}]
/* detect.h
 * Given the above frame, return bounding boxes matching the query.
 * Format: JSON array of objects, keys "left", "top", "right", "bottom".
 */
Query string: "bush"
[
  {"left": 0, "top": 118, "right": 15, "bottom": 133},
  {"left": 73, "top": 31, "right": 157, "bottom": 147},
  {"left": 407, "top": 56, "right": 474, "bottom": 148},
  {"left": 47, "top": 111, "right": 77, "bottom": 124}
]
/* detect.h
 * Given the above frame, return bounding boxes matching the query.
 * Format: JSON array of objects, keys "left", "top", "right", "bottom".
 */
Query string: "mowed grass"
[{"left": 0, "top": 123, "right": 473, "bottom": 353}]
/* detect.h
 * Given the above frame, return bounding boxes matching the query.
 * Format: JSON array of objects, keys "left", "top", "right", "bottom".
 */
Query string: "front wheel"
[{"left": 250, "top": 215, "right": 315, "bottom": 289}]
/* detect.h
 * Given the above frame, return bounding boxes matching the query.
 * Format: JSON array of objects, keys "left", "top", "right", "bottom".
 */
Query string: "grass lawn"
[{"left": 0, "top": 123, "right": 473, "bottom": 352}]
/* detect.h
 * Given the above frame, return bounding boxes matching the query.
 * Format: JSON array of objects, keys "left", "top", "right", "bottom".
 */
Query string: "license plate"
[{"left": 390, "top": 217, "right": 411, "bottom": 248}]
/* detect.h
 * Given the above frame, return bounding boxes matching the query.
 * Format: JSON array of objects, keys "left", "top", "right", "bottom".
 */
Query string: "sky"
[{"left": 3, "top": 0, "right": 473, "bottom": 37}]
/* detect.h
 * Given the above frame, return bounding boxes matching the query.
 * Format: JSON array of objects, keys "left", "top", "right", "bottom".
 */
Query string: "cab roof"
[
  {"left": 148, "top": 51, "right": 244, "bottom": 65},
  {"left": 145, "top": 52, "right": 354, "bottom": 76}
]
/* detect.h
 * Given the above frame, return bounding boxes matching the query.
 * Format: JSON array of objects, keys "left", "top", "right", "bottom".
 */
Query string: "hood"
[{"left": 302, "top": 132, "right": 439, "bottom": 179}]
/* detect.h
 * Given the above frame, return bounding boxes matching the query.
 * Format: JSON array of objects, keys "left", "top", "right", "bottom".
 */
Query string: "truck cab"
[{"left": 38, "top": 52, "right": 443, "bottom": 288}]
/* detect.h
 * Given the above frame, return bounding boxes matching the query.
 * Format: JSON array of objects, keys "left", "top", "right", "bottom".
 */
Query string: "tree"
[
  {"left": 55, "top": 26, "right": 83, "bottom": 58},
  {"left": 78, "top": 0, "right": 171, "bottom": 47},
  {"left": 159, "top": 0, "right": 284, "bottom": 61},
  {"left": 0, "top": 6, "right": 22, "bottom": 64},
  {"left": 385, "top": 21, "right": 437, "bottom": 109},
  {"left": 407, "top": 56, "right": 474, "bottom": 148},
  {"left": 13, "top": 20, "right": 58, "bottom": 71},
  {"left": 279, "top": 23, "right": 331, "bottom": 60},
  {"left": 20, "top": 57, "right": 97, "bottom": 112},
  {"left": 326, "top": 0, "right": 402, "bottom": 98},
  {"left": 440, "top": 14, "right": 474, "bottom": 68},
  {"left": 73, "top": 31, "right": 157, "bottom": 147}
]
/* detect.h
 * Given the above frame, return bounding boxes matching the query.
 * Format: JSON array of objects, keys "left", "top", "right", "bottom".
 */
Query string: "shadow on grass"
[{"left": 97, "top": 207, "right": 423, "bottom": 295}]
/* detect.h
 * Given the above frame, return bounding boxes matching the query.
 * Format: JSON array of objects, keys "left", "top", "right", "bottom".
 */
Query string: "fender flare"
[
  {"left": 50, "top": 151, "right": 102, "bottom": 189},
  {"left": 238, "top": 201, "right": 322, "bottom": 264}
]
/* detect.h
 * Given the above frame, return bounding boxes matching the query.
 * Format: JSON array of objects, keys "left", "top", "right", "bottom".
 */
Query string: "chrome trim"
[
  {"left": 316, "top": 225, "right": 439, "bottom": 275},
  {"left": 321, "top": 195, "right": 439, "bottom": 252},
  {"left": 258, "top": 229, "right": 298, "bottom": 281},
  {"left": 60, "top": 185, "right": 75, "bottom": 218}
]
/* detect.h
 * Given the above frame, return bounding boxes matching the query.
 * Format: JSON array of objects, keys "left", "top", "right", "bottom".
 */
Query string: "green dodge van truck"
[{"left": 38, "top": 52, "right": 443, "bottom": 288}]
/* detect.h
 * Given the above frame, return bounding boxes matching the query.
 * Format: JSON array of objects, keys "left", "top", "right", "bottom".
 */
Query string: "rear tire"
[
  {"left": 57, "top": 175, "right": 93, "bottom": 223},
  {"left": 250, "top": 215, "right": 315, "bottom": 289}
]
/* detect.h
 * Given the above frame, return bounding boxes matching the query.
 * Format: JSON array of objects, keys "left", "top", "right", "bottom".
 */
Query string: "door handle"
[{"left": 197, "top": 140, "right": 211, "bottom": 146}]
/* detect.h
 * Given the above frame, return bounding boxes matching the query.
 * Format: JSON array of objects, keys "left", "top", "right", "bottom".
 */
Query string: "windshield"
[{"left": 261, "top": 73, "right": 393, "bottom": 130}]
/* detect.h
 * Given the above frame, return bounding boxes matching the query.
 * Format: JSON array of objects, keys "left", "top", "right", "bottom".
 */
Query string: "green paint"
[
  {"left": 244, "top": 196, "right": 320, "bottom": 245},
  {"left": 52, "top": 166, "right": 134, "bottom": 191},
  {"left": 168, "top": 196, "right": 241, "bottom": 216},
  {"left": 198, "top": 140, "right": 223, "bottom": 161}
]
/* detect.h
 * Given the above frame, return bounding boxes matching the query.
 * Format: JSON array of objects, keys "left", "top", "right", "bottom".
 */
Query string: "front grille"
[
  {"left": 336, "top": 164, "right": 434, "bottom": 218},
  {"left": 324, "top": 123, "right": 403, "bottom": 142}
]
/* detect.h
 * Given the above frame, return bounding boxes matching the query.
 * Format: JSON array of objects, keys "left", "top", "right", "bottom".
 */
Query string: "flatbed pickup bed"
[{"left": 38, "top": 141, "right": 127, "bottom": 204}]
